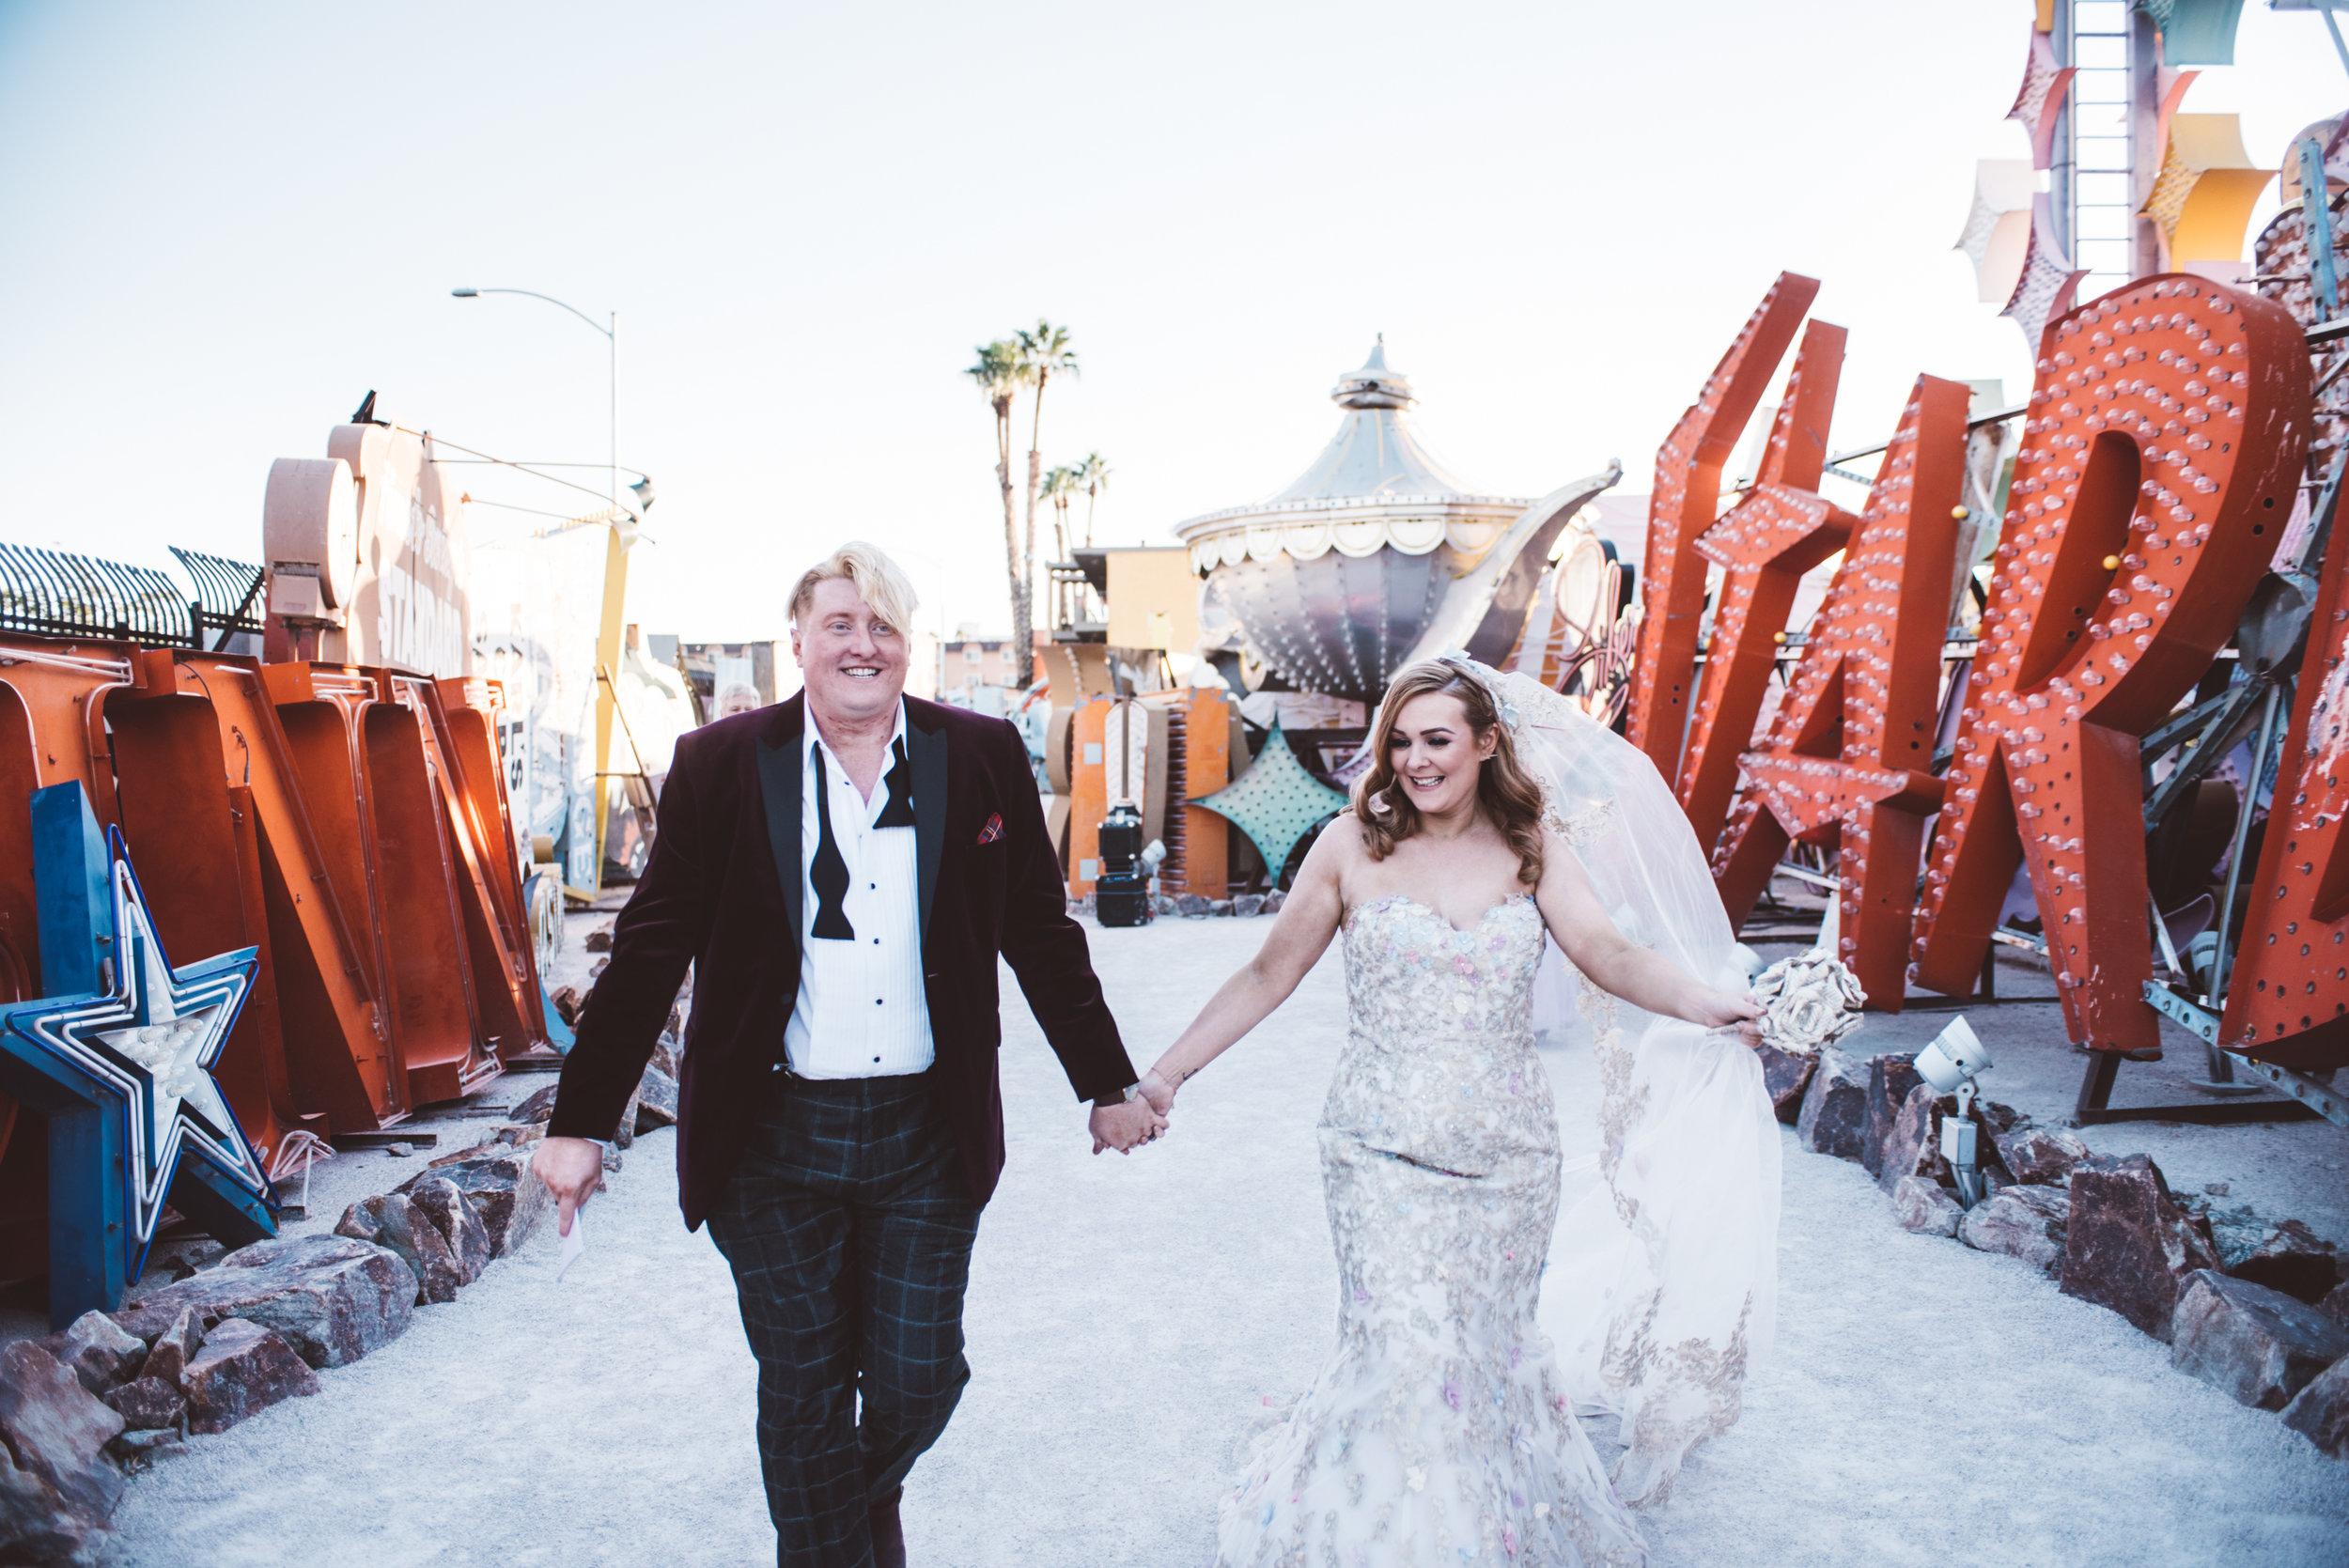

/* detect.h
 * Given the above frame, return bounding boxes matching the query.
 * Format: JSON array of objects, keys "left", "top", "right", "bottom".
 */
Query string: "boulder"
[
  {"left": 0, "top": 1440, "right": 98, "bottom": 1567},
  {"left": 2322, "top": 1281, "right": 2349, "bottom": 1328},
  {"left": 1208, "top": 899, "right": 1234, "bottom": 916},
  {"left": 43, "top": 1312, "right": 144, "bottom": 1398},
  {"left": 2227, "top": 1219, "right": 2343, "bottom": 1306},
  {"left": 1174, "top": 893, "right": 1210, "bottom": 917},
  {"left": 1878, "top": 1087, "right": 2024, "bottom": 1197},
  {"left": 116, "top": 1234, "right": 417, "bottom": 1370},
  {"left": 1877, "top": 1084, "right": 1947, "bottom": 1195},
  {"left": 1232, "top": 893, "right": 1267, "bottom": 918},
  {"left": 406, "top": 1177, "right": 491, "bottom": 1285},
  {"left": 2201, "top": 1203, "right": 2270, "bottom": 1274},
  {"left": 101, "top": 1376, "right": 186, "bottom": 1435},
  {"left": 650, "top": 1036, "right": 680, "bottom": 1079},
  {"left": 1890, "top": 1174, "right": 1963, "bottom": 1237},
  {"left": 397, "top": 1148, "right": 549, "bottom": 1258},
  {"left": 588, "top": 956, "right": 609, "bottom": 981},
  {"left": 2061, "top": 1153, "right": 2223, "bottom": 1340},
  {"left": 335, "top": 1192, "right": 466, "bottom": 1305},
  {"left": 137, "top": 1308, "right": 203, "bottom": 1389},
  {"left": 1262, "top": 890, "right": 1286, "bottom": 914},
  {"left": 1961, "top": 1185, "right": 2072, "bottom": 1276},
  {"left": 550, "top": 985, "right": 583, "bottom": 1027},
  {"left": 1860, "top": 1054, "right": 1923, "bottom": 1178},
  {"left": 2170, "top": 1271, "right": 2349, "bottom": 1411},
  {"left": 109, "top": 1427, "right": 183, "bottom": 1471},
  {"left": 583, "top": 927, "right": 613, "bottom": 952},
  {"left": 2282, "top": 1354, "right": 2349, "bottom": 1458},
  {"left": 610, "top": 1083, "right": 641, "bottom": 1150},
  {"left": 509, "top": 1084, "right": 561, "bottom": 1125},
  {"left": 1796, "top": 1048, "right": 1870, "bottom": 1160},
  {"left": 634, "top": 1065, "right": 680, "bottom": 1132},
  {"left": 180, "top": 1320, "right": 320, "bottom": 1436},
  {"left": 0, "top": 1343, "right": 124, "bottom": 1524},
  {"left": 1754, "top": 1044, "right": 1816, "bottom": 1125},
  {"left": 1993, "top": 1126, "right": 2092, "bottom": 1188}
]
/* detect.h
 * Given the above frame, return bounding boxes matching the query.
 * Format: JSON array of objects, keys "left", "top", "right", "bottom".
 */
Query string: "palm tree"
[
  {"left": 1075, "top": 452, "right": 1112, "bottom": 547},
  {"left": 965, "top": 339, "right": 1030, "bottom": 678},
  {"left": 1010, "top": 320, "right": 1078, "bottom": 686},
  {"left": 1041, "top": 465, "right": 1079, "bottom": 561}
]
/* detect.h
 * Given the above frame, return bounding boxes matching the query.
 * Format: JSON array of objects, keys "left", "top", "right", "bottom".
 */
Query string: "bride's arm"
[
  {"left": 1140, "top": 825, "right": 1349, "bottom": 1110},
  {"left": 1533, "top": 831, "right": 1762, "bottom": 1038}
]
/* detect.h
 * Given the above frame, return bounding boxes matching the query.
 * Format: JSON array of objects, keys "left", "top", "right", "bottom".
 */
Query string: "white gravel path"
[{"left": 102, "top": 919, "right": 2349, "bottom": 1565}]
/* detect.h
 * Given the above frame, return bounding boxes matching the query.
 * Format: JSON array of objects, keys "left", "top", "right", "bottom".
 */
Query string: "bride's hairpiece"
[{"left": 1436, "top": 650, "right": 1522, "bottom": 733}]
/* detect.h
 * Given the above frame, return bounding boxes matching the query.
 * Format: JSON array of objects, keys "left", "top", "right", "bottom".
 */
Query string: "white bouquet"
[{"left": 1749, "top": 953, "right": 1867, "bottom": 1056}]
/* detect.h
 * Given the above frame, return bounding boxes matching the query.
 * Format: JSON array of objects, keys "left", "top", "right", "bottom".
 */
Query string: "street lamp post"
[
  {"left": 451, "top": 287, "right": 618, "bottom": 508},
  {"left": 450, "top": 285, "right": 637, "bottom": 897}
]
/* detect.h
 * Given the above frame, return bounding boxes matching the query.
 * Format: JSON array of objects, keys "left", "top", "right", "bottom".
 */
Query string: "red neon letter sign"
[
  {"left": 1626, "top": 272, "right": 1819, "bottom": 784},
  {"left": 1715, "top": 375, "right": 1971, "bottom": 1005},
  {"left": 1676, "top": 318, "right": 1854, "bottom": 843},
  {"left": 1909, "top": 277, "right": 2309, "bottom": 1048},
  {"left": 2220, "top": 528, "right": 2349, "bottom": 1070}
]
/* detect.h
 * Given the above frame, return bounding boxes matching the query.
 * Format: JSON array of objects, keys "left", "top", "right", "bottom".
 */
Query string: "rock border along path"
[{"left": 98, "top": 919, "right": 2349, "bottom": 1565}]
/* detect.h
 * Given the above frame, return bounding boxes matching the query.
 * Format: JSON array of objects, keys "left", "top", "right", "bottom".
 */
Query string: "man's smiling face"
[{"left": 792, "top": 576, "right": 909, "bottom": 726}]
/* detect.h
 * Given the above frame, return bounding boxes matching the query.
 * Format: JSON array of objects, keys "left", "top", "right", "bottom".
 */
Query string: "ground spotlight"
[{"left": 1916, "top": 1017, "right": 1994, "bottom": 1205}]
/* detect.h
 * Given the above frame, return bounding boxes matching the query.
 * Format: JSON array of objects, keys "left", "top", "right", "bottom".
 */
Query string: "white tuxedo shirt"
[{"left": 783, "top": 701, "right": 936, "bottom": 1078}]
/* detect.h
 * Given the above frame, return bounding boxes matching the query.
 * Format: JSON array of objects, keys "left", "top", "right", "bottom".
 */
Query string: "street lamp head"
[{"left": 450, "top": 287, "right": 478, "bottom": 298}]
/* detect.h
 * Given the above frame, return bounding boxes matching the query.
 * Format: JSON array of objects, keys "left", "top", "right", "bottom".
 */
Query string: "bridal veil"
[{"left": 1441, "top": 655, "right": 1781, "bottom": 1507}]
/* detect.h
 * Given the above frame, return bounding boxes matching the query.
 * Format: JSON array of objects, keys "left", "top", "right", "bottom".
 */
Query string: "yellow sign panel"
[{"left": 1104, "top": 547, "right": 1201, "bottom": 652}]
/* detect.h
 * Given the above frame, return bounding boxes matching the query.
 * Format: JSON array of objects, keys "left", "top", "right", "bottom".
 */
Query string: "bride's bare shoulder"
[{"left": 1303, "top": 815, "right": 1372, "bottom": 874}]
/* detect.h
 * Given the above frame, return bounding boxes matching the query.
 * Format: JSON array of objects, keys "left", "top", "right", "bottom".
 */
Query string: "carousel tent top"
[
  {"left": 1174, "top": 341, "right": 1528, "bottom": 548},
  {"left": 1265, "top": 339, "right": 1487, "bottom": 505}
]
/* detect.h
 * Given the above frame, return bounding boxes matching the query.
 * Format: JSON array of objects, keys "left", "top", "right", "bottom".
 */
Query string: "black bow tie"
[
  {"left": 877, "top": 737, "right": 917, "bottom": 829},
  {"left": 809, "top": 738, "right": 916, "bottom": 941}
]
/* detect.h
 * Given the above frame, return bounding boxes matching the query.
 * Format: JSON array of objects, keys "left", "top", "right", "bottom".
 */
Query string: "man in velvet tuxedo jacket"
[{"left": 535, "top": 543, "right": 1162, "bottom": 1568}]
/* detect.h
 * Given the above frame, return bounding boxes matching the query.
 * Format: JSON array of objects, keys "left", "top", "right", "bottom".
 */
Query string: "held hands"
[
  {"left": 1088, "top": 1065, "right": 1182, "bottom": 1154},
  {"left": 1089, "top": 1093, "right": 1167, "bottom": 1155}
]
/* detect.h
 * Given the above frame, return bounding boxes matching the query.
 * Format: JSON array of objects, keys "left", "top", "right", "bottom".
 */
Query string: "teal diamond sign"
[{"left": 1191, "top": 722, "right": 1351, "bottom": 882}]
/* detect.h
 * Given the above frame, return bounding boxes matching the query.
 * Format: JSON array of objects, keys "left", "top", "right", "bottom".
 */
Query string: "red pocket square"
[{"left": 976, "top": 813, "right": 1004, "bottom": 845}]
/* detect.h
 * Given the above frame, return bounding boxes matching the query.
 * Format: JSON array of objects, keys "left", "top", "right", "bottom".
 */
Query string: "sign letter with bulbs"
[{"left": 1908, "top": 277, "right": 2309, "bottom": 1049}]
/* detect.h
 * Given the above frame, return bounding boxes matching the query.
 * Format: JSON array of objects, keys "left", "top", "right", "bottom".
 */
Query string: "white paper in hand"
[{"left": 556, "top": 1211, "right": 585, "bottom": 1282}]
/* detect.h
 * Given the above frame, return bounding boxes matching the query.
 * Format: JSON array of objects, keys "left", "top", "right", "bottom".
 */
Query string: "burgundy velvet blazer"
[{"left": 547, "top": 692, "right": 1134, "bottom": 1228}]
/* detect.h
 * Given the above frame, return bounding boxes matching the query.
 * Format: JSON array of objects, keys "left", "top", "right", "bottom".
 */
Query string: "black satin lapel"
[
  {"left": 910, "top": 719, "right": 948, "bottom": 939},
  {"left": 756, "top": 722, "right": 804, "bottom": 941}
]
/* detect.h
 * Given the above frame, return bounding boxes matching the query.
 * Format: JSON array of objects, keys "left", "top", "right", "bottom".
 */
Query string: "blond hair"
[{"left": 788, "top": 542, "right": 919, "bottom": 636}]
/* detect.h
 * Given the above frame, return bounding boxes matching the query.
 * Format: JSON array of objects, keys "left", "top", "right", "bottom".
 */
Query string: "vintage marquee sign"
[
  {"left": 1908, "top": 278, "right": 2308, "bottom": 1049},
  {"left": 1675, "top": 318, "right": 1858, "bottom": 838},
  {"left": 1714, "top": 376, "right": 1970, "bottom": 1006},
  {"left": 1626, "top": 272, "right": 1819, "bottom": 784},
  {"left": 1657, "top": 272, "right": 2343, "bottom": 1071}
]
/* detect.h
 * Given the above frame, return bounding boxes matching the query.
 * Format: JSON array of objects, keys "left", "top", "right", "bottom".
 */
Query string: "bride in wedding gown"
[{"left": 1141, "top": 655, "right": 1781, "bottom": 1566}]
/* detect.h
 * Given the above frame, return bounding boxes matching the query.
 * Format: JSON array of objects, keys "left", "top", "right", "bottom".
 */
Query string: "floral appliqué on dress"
[{"left": 1215, "top": 894, "right": 1647, "bottom": 1567}]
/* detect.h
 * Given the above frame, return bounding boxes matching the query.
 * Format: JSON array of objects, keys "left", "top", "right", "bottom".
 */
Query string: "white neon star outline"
[{"left": 17, "top": 850, "right": 267, "bottom": 1257}]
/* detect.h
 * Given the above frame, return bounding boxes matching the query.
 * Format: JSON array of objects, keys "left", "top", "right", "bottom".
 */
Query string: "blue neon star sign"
[{"left": 0, "top": 784, "right": 275, "bottom": 1325}]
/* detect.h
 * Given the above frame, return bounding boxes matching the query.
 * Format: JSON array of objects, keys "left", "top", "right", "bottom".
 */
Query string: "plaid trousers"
[{"left": 708, "top": 1071, "right": 982, "bottom": 1568}]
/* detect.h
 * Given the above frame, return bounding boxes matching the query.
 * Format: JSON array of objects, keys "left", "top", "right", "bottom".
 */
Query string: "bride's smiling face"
[{"left": 1385, "top": 692, "right": 1498, "bottom": 819}]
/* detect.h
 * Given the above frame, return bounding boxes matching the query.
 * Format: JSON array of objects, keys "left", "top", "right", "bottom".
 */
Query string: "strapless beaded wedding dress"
[{"left": 1214, "top": 893, "right": 1647, "bottom": 1568}]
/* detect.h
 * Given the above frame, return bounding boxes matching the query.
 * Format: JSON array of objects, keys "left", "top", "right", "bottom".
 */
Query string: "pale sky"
[{"left": 4, "top": 1, "right": 2347, "bottom": 644}]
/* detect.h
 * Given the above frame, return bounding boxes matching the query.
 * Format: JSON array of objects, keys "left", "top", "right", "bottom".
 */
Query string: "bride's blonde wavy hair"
[{"left": 1352, "top": 659, "right": 1547, "bottom": 886}]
